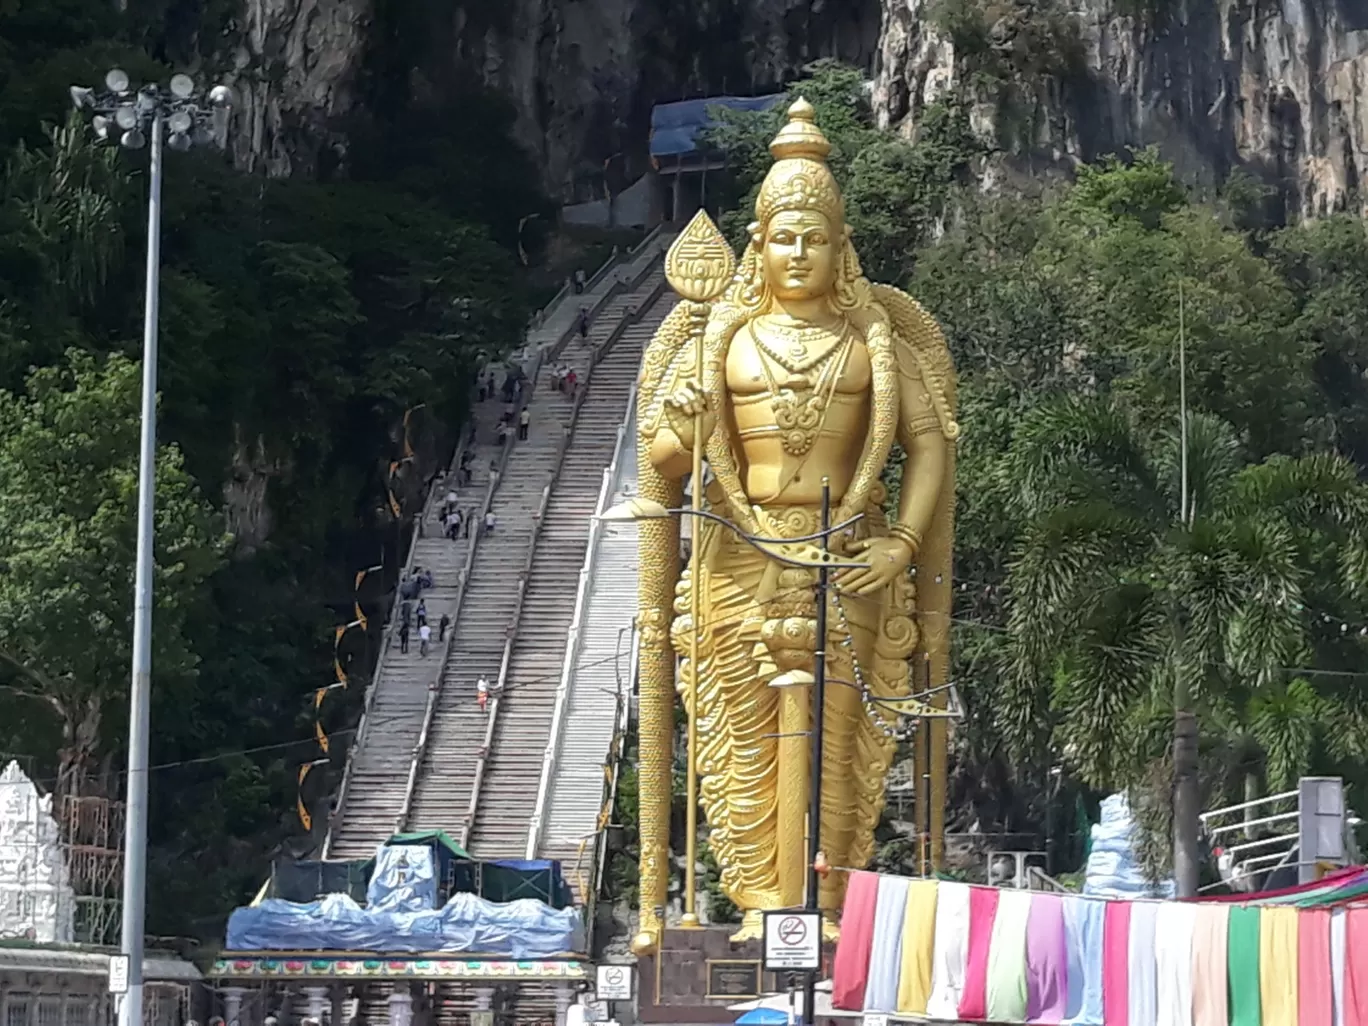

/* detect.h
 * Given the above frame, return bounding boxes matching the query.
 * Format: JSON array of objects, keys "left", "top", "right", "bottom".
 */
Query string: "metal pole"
[
  {"left": 118, "top": 108, "right": 162, "bottom": 1026},
  {"left": 1172, "top": 278, "right": 1199, "bottom": 899},
  {"left": 802, "top": 479, "right": 830, "bottom": 1026},
  {"left": 681, "top": 301, "right": 708, "bottom": 927},
  {"left": 1178, "top": 281, "right": 1189, "bottom": 526}
]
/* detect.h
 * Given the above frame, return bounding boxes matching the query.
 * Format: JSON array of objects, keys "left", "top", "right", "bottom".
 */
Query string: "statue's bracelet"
[{"left": 888, "top": 522, "right": 923, "bottom": 555}]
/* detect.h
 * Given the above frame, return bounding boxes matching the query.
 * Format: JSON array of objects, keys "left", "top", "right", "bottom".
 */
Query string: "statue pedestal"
[{"left": 636, "top": 925, "right": 832, "bottom": 1024}]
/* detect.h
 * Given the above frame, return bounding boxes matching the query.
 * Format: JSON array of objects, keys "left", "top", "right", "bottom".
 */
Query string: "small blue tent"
[{"left": 650, "top": 95, "right": 783, "bottom": 160}]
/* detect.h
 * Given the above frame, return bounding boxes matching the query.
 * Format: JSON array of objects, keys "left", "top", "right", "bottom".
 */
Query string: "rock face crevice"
[{"left": 872, "top": 0, "right": 1368, "bottom": 218}]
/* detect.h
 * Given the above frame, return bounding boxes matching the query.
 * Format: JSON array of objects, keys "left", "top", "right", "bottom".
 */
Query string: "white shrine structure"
[
  {"left": 0, "top": 760, "right": 76, "bottom": 943},
  {"left": 0, "top": 761, "right": 200, "bottom": 1025}
]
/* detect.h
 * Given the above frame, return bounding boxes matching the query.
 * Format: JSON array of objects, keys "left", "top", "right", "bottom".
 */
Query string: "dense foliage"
[
  {"left": 700, "top": 63, "right": 1368, "bottom": 878},
  {"left": 0, "top": 0, "right": 545, "bottom": 938}
]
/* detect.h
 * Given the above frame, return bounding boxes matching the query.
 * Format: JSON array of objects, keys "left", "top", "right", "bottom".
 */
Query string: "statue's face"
[{"left": 761, "top": 209, "right": 838, "bottom": 301}]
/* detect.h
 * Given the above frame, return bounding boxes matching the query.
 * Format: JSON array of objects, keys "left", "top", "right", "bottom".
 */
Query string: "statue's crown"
[
  {"left": 755, "top": 97, "right": 843, "bottom": 227},
  {"left": 768, "top": 97, "right": 832, "bottom": 162}
]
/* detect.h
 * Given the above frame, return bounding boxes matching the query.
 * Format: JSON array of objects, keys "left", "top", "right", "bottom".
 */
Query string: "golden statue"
[{"left": 631, "top": 98, "right": 958, "bottom": 951}]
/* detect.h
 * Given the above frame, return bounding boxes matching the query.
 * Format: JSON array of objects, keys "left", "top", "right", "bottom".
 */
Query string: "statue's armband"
[{"left": 894, "top": 343, "right": 946, "bottom": 442}]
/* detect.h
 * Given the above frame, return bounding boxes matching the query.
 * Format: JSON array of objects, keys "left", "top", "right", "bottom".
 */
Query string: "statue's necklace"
[
  {"left": 751, "top": 323, "right": 852, "bottom": 457},
  {"left": 753, "top": 317, "right": 849, "bottom": 374}
]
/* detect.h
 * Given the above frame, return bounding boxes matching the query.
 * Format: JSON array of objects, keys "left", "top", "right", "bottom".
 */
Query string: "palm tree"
[{"left": 996, "top": 396, "right": 1368, "bottom": 891}]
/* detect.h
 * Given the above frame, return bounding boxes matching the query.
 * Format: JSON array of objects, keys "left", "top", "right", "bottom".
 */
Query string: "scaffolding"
[{"left": 59, "top": 792, "right": 124, "bottom": 947}]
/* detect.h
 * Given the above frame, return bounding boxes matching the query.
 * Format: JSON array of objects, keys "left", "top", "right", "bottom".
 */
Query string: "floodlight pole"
[
  {"left": 68, "top": 67, "right": 231, "bottom": 1026},
  {"left": 118, "top": 106, "right": 162, "bottom": 1026}
]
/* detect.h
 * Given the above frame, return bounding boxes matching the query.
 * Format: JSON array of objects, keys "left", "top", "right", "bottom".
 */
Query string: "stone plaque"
[{"left": 707, "top": 959, "right": 761, "bottom": 999}]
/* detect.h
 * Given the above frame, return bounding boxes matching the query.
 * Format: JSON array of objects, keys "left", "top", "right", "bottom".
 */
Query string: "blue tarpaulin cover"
[
  {"left": 367, "top": 844, "right": 437, "bottom": 911},
  {"left": 225, "top": 892, "right": 584, "bottom": 957},
  {"left": 650, "top": 95, "right": 782, "bottom": 158}
]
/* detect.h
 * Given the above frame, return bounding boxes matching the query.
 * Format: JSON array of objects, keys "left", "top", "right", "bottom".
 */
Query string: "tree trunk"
[
  {"left": 1172, "top": 701, "right": 1201, "bottom": 897},
  {"left": 1244, "top": 772, "right": 1261, "bottom": 841},
  {"left": 54, "top": 695, "right": 103, "bottom": 808}
]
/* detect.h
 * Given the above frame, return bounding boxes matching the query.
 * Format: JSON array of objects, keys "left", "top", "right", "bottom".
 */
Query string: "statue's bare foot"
[{"left": 729, "top": 910, "right": 764, "bottom": 943}]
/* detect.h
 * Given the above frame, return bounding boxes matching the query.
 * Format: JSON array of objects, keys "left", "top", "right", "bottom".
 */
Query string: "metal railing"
[
  {"left": 460, "top": 399, "right": 581, "bottom": 851},
  {"left": 322, "top": 236, "right": 668, "bottom": 858},
  {"left": 523, "top": 276, "right": 669, "bottom": 862},
  {"left": 322, "top": 396, "right": 481, "bottom": 859},
  {"left": 467, "top": 260, "right": 667, "bottom": 856},
  {"left": 392, "top": 358, "right": 545, "bottom": 835},
  {"left": 336, "top": 235, "right": 671, "bottom": 854},
  {"left": 585, "top": 625, "right": 638, "bottom": 928}
]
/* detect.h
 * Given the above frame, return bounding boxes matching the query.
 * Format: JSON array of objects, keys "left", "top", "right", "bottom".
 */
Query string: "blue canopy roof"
[{"left": 650, "top": 95, "right": 783, "bottom": 159}]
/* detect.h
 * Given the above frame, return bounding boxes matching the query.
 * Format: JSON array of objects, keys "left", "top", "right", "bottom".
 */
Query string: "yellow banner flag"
[
  {"left": 297, "top": 764, "right": 312, "bottom": 831},
  {"left": 333, "top": 621, "right": 360, "bottom": 687},
  {"left": 314, "top": 687, "right": 327, "bottom": 709},
  {"left": 403, "top": 408, "right": 416, "bottom": 459},
  {"left": 315, "top": 719, "right": 330, "bottom": 754}
]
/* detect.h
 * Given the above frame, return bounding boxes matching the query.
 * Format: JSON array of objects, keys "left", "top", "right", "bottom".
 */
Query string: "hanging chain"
[{"left": 830, "top": 584, "right": 906, "bottom": 738}]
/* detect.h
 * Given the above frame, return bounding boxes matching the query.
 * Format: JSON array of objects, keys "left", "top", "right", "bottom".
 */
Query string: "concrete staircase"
[
  {"left": 533, "top": 381, "right": 654, "bottom": 896},
  {"left": 405, "top": 379, "right": 578, "bottom": 841},
  {"left": 323, "top": 228, "right": 673, "bottom": 882},
  {"left": 324, "top": 395, "right": 508, "bottom": 860},
  {"left": 465, "top": 271, "right": 671, "bottom": 860}
]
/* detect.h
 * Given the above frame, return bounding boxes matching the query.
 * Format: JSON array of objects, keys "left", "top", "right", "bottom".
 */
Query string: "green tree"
[
  {"left": 701, "top": 61, "right": 980, "bottom": 274},
  {"left": 0, "top": 348, "right": 224, "bottom": 797},
  {"left": 1000, "top": 397, "right": 1368, "bottom": 882}
]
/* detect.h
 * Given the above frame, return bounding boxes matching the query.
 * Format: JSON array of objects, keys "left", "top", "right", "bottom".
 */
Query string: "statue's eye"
[
  {"left": 771, "top": 231, "right": 795, "bottom": 245},
  {"left": 808, "top": 234, "right": 828, "bottom": 246}
]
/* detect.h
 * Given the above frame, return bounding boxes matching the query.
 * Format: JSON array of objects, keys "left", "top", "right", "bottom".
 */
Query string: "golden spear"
[{"left": 662, "top": 210, "right": 735, "bottom": 929}]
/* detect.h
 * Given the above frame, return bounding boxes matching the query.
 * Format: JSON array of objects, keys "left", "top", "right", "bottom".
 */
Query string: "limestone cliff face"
[
  {"left": 223, "top": 0, "right": 879, "bottom": 190},
  {"left": 227, "top": 0, "right": 368, "bottom": 177},
  {"left": 450, "top": 0, "right": 880, "bottom": 195},
  {"left": 223, "top": 0, "right": 1368, "bottom": 215},
  {"left": 873, "top": 0, "right": 1368, "bottom": 218}
]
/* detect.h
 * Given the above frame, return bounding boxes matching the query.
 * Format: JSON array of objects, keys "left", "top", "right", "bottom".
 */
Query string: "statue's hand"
[
  {"left": 665, "top": 378, "right": 706, "bottom": 417},
  {"left": 838, "top": 536, "right": 913, "bottom": 596}
]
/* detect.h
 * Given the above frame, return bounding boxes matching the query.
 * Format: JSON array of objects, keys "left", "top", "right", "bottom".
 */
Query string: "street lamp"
[{"left": 69, "top": 66, "right": 233, "bottom": 1026}]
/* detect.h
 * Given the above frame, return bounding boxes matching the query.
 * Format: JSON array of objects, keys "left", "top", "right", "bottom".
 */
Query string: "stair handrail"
[
  {"left": 323, "top": 397, "right": 481, "bottom": 858},
  {"left": 393, "top": 352, "right": 547, "bottom": 835},
  {"left": 630, "top": 222, "right": 667, "bottom": 255},
  {"left": 581, "top": 624, "right": 638, "bottom": 947},
  {"left": 584, "top": 245, "right": 622, "bottom": 293},
  {"left": 524, "top": 276, "right": 671, "bottom": 860},
  {"left": 324, "top": 245, "right": 665, "bottom": 856},
  {"left": 454, "top": 246, "right": 673, "bottom": 853},
  {"left": 540, "top": 237, "right": 668, "bottom": 366},
  {"left": 461, "top": 378, "right": 594, "bottom": 851}
]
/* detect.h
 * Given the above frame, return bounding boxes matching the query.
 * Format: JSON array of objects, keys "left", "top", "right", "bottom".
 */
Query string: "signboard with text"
[
  {"left": 596, "top": 963, "right": 633, "bottom": 1001},
  {"left": 762, "top": 910, "right": 821, "bottom": 971},
  {"left": 108, "top": 955, "right": 129, "bottom": 994}
]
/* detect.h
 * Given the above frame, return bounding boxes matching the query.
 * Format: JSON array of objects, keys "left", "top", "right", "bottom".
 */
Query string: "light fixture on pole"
[{"left": 68, "top": 66, "right": 233, "bottom": 1026}]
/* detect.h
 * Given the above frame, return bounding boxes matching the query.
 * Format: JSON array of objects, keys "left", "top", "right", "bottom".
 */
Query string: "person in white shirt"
[
  {"left": 418, "top": 622, "right": 432, "bottom": 657},
  {"left": 477, "top": 675, "right": 490, "bottom": 712},
  {"left": 484, "top": 510, "right": 496, "bottom": 534}
]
